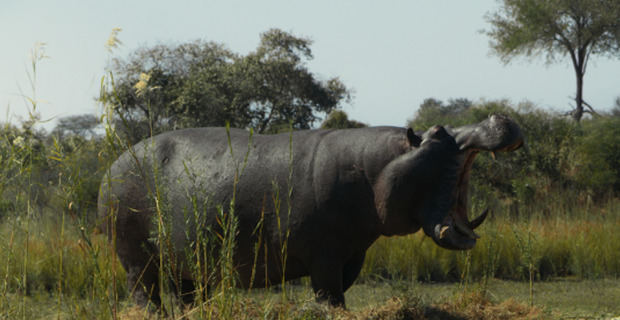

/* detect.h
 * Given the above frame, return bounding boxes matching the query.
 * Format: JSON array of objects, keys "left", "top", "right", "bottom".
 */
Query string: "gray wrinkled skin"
[{"left": 98, "top": 115, "right": 523, "bottom": 307}]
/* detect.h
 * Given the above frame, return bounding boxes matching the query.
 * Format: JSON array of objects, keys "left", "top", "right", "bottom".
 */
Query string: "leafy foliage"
[
  {"left": 576, "top": 116, "right": 620, "bottom": 191},
  {"left": 102, "top": 29, "right": 351, "bottom": 142},
  {"left": 0, "top": 115, "right": 105, "bottom": 222},
  {"left": 0, "top": 122, "right": 52, "bottom": 217}
]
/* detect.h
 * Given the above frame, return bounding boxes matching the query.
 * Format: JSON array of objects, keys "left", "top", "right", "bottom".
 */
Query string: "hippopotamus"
[{"left": 98, "top": 114, "right": 523, "bottom": 307}]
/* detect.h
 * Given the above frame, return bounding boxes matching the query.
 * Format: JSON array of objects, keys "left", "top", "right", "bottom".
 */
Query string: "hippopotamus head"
[
  {"left": 375, "top": 114, "right": 524, "bottom": 250},
  {"left": 430, "top": 114, "right": 524, "bottom": 250}
]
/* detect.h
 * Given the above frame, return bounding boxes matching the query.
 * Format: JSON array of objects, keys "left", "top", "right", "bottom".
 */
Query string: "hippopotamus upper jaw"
[{"left": 451, "top": 114, "right": 524, "bottom": 153}]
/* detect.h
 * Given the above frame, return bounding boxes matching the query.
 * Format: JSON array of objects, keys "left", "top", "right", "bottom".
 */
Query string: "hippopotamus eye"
[
  {"left": 430, "top": 126, "right": 449, "bottom": 139},
  {"left": 421, "top": 125, "right": 450, "bottom": 143}
]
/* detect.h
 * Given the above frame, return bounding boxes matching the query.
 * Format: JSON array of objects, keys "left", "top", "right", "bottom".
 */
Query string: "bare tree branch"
[{"left": 582, "top": 100, "right": 599, "bottom": 115}]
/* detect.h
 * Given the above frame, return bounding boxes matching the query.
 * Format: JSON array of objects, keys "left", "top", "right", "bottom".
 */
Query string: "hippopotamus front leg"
[
  {"left": 310, "top": 257, "right": 346, "bottom": 306},
  {"left": 342, "top": 252, "right": 366, "bottom": 292}
]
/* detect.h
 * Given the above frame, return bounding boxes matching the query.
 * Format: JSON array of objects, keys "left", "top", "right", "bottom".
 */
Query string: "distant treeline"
[{"left": 1, "top": 98, "right": 619, "bottom": 222}]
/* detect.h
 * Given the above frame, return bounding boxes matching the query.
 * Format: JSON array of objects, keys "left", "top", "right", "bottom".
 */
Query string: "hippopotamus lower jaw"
[{"left": 430, "top": 208, "right": 489, "bottom": 250}]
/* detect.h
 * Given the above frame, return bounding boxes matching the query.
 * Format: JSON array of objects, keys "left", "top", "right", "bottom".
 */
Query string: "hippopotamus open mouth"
[{"left": 432, "top": 114, "right": 524, "bottom": 250}]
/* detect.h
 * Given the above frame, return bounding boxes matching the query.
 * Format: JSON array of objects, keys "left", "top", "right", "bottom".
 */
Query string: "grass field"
[
  {"left": 348, "top": 278, "right": 620, "bottom": 319},
  {"left": 4, "top": 277, "right": 619, "bottom": 319},
  {"left": 1, "top": 206, "right": 619, "bottom": 319}
]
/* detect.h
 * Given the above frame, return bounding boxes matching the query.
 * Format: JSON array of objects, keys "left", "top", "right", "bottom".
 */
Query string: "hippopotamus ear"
[{"left": 406, "top": 128, "right": 422, "bottom": 147}]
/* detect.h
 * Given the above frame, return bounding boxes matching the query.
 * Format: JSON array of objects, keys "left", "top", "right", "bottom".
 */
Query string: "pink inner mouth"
[{"left": 452, "top": 150, "right": 478, "bottom": 229}]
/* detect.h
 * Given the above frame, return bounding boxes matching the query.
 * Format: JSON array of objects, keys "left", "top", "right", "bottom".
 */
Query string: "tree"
[
  {"left": 486, "top": 0, "right": 620, "bottom": 121},
  {"left": 102, "top": 29, "right": 350, "bottom": 142},
  {"left": 51, "top": 114, "right": 100, "bottom": 139},
  {"left": 320, "top": 110, "right": 367, "bottom": 129}
]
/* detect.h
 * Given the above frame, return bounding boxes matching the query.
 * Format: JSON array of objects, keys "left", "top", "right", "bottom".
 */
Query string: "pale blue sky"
[{"left": 2, "top": 0, "right": 619, "bottom": 130}]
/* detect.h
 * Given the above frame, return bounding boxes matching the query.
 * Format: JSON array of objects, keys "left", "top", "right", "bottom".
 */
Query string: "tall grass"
[
  {"left": 0, "top": 41, "right": 128, "bottom": 319},
  {"left": 361, "top": 197, "right": 620, "bottom": 283}
]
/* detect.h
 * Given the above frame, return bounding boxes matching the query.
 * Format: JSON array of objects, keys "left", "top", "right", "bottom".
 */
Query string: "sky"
[{"left": 1, "top": 0, "right": 619, "bottom": 131}]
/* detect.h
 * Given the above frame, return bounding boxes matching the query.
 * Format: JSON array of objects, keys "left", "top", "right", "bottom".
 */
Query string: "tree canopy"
[
  {"left": 320, "top": 110, "right": 367, "bottom": 129},
  {"left": 486, "top": 0, "right": 620, "bottom": 121},
  {"left": 102, "top": 29, "right": 351, "bottom": 142}
]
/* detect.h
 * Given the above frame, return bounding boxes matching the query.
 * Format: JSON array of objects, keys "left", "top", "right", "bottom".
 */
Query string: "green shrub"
[{"left": 575, "top": 116, "right": 620, "bottom": 195}]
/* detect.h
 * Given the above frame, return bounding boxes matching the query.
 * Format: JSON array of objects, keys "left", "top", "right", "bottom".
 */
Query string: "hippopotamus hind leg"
[{"left": 120, "top": 251, "right": 161, "bottom": 308}]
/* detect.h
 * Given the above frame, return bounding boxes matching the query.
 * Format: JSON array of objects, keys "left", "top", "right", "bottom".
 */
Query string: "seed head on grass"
[
  {"left": 133, "top": 72, "right": 150, "bottom": 97},
  {"left": 105, "top": 27, "right": 123, "bottom": 53},
  {"left": 133, "top": 72, "right": 159, "bottom": 97},
  {"left": 29, "top": 42, "right": 49, "bottom": 62}
]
